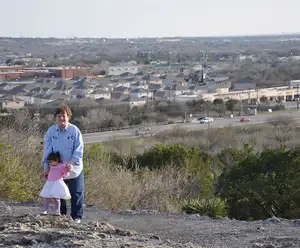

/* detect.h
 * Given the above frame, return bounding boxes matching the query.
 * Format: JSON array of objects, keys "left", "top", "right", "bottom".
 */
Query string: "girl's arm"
[{"left": 61, "top": 165, "right": 70, "bottom": 177}]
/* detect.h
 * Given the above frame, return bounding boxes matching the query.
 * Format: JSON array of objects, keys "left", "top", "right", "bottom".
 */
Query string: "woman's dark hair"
[
  {"left": 54, "top": 104, "right": 72, "bottom": 118},
  {"left": 47, "top": 152, "right": 61, "bottom": 162}
]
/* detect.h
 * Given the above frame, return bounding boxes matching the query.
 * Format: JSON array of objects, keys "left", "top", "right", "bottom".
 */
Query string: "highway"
[{"left": 82, "top": 111, "right": 300, "bottom": 144}]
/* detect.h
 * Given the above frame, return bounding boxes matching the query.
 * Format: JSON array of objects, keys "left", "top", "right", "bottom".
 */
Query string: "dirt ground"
[{"left": 1, "top": 201, "right": 300, "bottom": 248}]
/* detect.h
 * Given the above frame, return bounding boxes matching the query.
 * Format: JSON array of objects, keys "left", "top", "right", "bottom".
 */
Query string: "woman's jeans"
[{"left": 60, "top": 171, "right": 84, "bottom": 220}]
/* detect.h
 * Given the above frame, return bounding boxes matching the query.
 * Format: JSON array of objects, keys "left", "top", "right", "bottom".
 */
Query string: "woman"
[{"left": 41, "top": 104, "right": 84, "bottom": 224}]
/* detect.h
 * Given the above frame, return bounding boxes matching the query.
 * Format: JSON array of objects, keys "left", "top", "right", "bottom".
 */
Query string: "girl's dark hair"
[{"left": 47, "top": 152, "right": 61, "bottom": 162}]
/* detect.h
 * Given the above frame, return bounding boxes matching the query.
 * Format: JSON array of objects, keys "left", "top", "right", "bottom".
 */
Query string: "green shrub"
[
  {"left": 0, "top": 144, "right": 41, "bottom": 201},
  {"left": 218, "top": 145, "right": 300, "bottom": 220},
  {"left": 181, "top": 197, "right": 227, "bottom": 218},
  {"left": 134, "top": 143, "right": 216, "bottom": 198},
  {"left": 135, "top": 142, "right": 189, "bottom": 169}
]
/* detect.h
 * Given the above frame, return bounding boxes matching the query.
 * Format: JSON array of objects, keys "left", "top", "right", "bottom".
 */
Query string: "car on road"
[
  {"left": 240, "top": 117, "right": 251, "bottom": 122},
  {"left": 198, "top": 116, "right": 214, "bottom": 124},
  {"left": 135, "top": 127, "right": 152, "bottom": 137}
]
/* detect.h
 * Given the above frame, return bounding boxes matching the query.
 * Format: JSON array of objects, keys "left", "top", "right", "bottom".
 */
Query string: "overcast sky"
[{"left": 0, "top": 0, "right": 299, "bottom": 38}]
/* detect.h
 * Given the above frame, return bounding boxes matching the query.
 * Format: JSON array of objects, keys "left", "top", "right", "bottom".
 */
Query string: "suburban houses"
[{"left": 0, "top": 64, "right": 299, "bottom": 111}]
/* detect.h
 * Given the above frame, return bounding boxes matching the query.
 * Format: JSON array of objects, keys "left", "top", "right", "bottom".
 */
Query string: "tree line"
[{"left": 0, "top": 99, "right": 284, "bottom": 133}]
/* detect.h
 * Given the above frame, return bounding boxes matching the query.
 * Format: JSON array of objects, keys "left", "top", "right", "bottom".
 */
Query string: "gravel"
[{"left": 1, "top": 201, "right": 300, "bottom": 248}]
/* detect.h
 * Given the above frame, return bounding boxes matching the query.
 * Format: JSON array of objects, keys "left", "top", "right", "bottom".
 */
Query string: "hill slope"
[{"left": 1, "top": 201, "right": 300, "bottom": 248}]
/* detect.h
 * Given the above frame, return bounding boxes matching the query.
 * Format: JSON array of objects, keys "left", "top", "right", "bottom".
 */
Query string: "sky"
[{"left": 0, "top": 0, "right": 299, "bottom": 38}]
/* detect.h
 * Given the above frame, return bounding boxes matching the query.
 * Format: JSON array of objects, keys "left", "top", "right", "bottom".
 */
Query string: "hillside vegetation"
[
  {"left": 1, "top": 99, "right": 285, "bottom": 134},
  {"left": 1, "top": 117, "right": 300, "bottom": 221}
]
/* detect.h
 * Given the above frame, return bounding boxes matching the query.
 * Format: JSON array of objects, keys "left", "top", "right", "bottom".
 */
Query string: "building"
[
  {"left": 289, "top": 80, "right": 300, "bottom": 89},
  {"left": 232, "top": 78, "right": 256, "bottom": 91},
  {"left": 108, "top": 65, "right": 139, "bottom": 76},
  {"left": 130, "top": 88, "right": 152, "bottom": 99},
  {"left": 88, "top": 90, "right": 111, "bottom": 100},
  {"left": 129, "top": 98, "right": 147, "bottom": 108},
  {"left": 48, "top": 67, "right": 92, "bottom": 79},
  {"left": 207, "top": 81, "right": 230, "bottom": 93},
  {"left": 0, "top": 66, "right": 25, "bottom": 81},
  {"left": 0, "top": 66, "right": 55, "bottom": 81},
  {"left": 0, "top": 71, "right": 24, "bottom": 81},
  {"left": 198, "top": 86, "right": 296, "bottom": 103},
  {"left": 0, "top": 66, "right": 25, "bottom": 72},
  {"left": 0, "top": 96, "right": 25, "bottom": 109}
]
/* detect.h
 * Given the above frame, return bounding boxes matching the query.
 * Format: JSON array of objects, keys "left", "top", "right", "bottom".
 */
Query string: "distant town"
[{"left": 1, "top": 35, "right": 300, "bottom": 112}]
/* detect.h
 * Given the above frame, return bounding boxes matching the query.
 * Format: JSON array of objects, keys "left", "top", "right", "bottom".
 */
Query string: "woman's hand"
[
  {"left": 43, "top": 168, "right": 50, "bottom": 180},
  {"left": 65, "top": 164, "right": 73, "bottom": 172}
]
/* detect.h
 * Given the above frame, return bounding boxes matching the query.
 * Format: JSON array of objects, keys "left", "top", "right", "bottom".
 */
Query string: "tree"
[
  {"left": 213, "top": 99, "right": 224, "bottom": 105},
  {"left": 276, "top": 96, "right": 284, "bottom": 105},
  {"left": 99, "top": 70, "right": 106, "bottom": 75},
  {"left": 260, "top": 95, "right": 268, "bottom": 103},
  {"left": 217, "top": 146, "right": 300, "bottom": 220},
  {"left": 213, "top": 99, "right": 225, "bottom": 116},
  {"left": 225, "top": 99, "right": 240, "bottom": 114},
  {"left": 5, "top": 59, "right": 12, "bottom": 65},
  {"left": 186, "top": 99, "right": 208, "bottom": 114}
]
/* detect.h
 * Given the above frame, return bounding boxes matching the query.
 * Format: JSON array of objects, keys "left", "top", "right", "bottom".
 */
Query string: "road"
[
  {"left": 82, "top": 111, "right": 300, "bottom": 144},
  {"left": 283, "top": 101, "right": 300, "bottom": 109}
]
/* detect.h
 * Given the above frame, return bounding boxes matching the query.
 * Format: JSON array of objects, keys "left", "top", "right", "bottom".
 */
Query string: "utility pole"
[
  {"left": 248, "top": 86, "right": 251, "bottom": 110},
  {"left": 206, "top": 100, "right": 210, "bottom": 151},
  {"left": 146, "top": 85, "right": 149, "bottom": 103},
  {"left": 200, "top": 51, "right": 206, "bottom": 84},
  {"left": 256, "top": 87, "right": 259, "bottom": 113},
  {"left": 297, "top": 84, "right": 299, "bottom": 110}
]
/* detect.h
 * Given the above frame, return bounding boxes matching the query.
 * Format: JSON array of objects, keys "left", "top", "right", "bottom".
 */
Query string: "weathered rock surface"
[
  {"left": 2, "top": 201, "right": 300, "bottom": 248},
  {"left": 0, "top": 214, "right": 203, "bottom": 248}
]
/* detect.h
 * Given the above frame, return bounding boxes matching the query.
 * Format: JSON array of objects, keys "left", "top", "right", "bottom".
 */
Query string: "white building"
[
  {"left": 174, "top": 94, "right": 199, "bottom": 102},
  {"left": 108, "top": 65, "right": 139, "bottom": 76},
  {"left": 130, "top": 88, "right": 152, "bottom": 99},
  {"left": 130, "top": 82, "right": 148, "bottom": 90},
  {"left": 88, "top": 90, "right": 111, "bottom": 100},
  {"left": 17, "top": 96, "right": 54, "bottom": 105},
  {"left": 289, "top": 80, "right": 300, "bottom": 89}
]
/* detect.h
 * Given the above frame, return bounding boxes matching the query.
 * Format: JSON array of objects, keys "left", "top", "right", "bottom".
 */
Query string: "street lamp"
[{"left": 297, "top": 84, "right": 299, "bottom": 110}]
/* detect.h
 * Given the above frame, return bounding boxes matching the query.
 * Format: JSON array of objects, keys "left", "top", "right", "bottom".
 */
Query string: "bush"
[
  {"left": 0, "top": 143, "right": 42, "bottom": 201},
  {"left": 134, "top": 143, "right": 216, "bottom": 198},
  {"left": 135, "top": 143, "right": 189, "bottom": 169},
  {"left": 83, "top": 144, "right": 191, "bottom": 211},
  {"left": 181, "top": 197, "right": 227, "bottom": 218},
  {"left": 218, "top": 145, "right": 300, "bottom": 220}
]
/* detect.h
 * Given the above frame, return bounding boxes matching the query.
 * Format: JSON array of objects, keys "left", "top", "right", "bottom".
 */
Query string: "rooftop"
[{"left": 0, "top": 96, "right": 23, "bottom": 102}]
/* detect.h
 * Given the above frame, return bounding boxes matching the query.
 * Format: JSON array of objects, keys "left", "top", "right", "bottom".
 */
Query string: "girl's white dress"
[{"left": 39, "top": 163, "right": 71, "bottom": 200}]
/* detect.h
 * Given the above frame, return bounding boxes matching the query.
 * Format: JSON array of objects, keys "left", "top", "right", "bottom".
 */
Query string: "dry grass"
[
  {"left": 103, "top": 118, "right": 300, "bottom": 155},
  {"left": 0, "top": 127, "right": 44, "bottom": 201},
  {"left": 83, "top": 144, "right": 191, "bottom": 212},
  {"left": 0, "top": 128, "right": 191, "bottom": 212},
  {"left": 2, "top": 117, "right": 299, "bottom": 212},
  {"left": 85, "top": 163, "right": 189, "bottom": 212}
]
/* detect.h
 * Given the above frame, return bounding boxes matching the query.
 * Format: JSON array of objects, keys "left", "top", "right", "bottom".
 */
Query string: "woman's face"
[{"left": 56, "top": 111, "right": 69, "bottom": 128}]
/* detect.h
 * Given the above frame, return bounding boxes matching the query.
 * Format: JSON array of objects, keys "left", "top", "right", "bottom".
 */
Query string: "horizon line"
[{"left": 1, "top": 32, "right": 300, "bottom": 40}]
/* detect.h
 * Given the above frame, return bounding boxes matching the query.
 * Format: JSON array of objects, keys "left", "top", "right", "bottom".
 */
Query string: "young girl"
[{"left": 40, "top": 152, "right": 71, "bottom": 215}]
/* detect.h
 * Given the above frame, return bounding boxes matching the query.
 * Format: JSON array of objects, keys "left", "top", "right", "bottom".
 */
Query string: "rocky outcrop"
[{"left": 0, "top": 214, "right": 203, "bottom": 248}]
